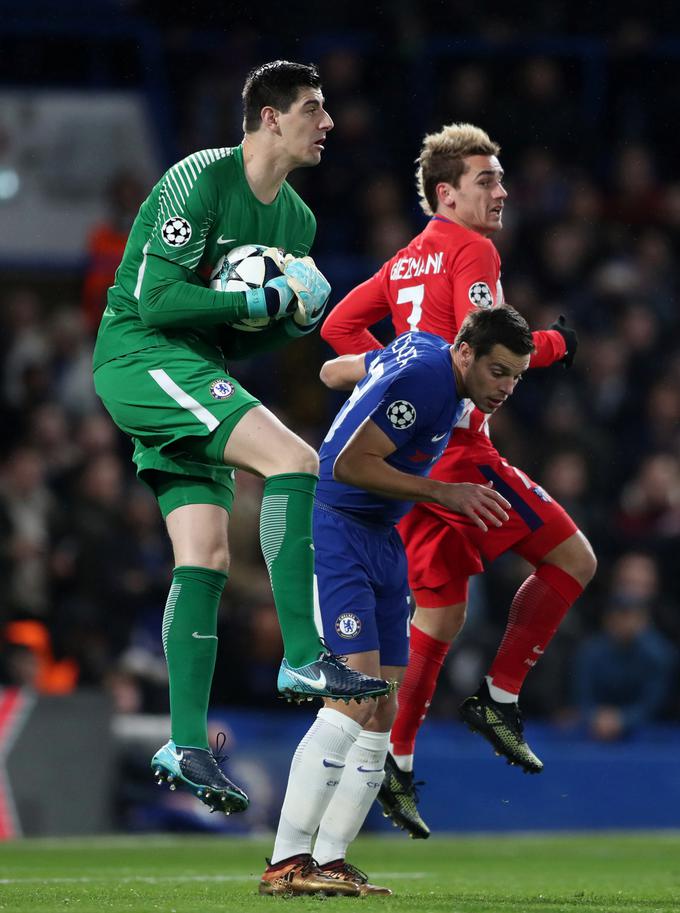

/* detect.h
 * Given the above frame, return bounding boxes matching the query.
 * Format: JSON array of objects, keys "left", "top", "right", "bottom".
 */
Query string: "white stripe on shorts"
[{"left": 148, "top": 369, "right": 219, "bottom": 431}]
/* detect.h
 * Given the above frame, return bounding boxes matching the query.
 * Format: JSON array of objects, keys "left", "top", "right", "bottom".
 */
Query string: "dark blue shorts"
[{"left": 313, "top": 504, "right": 410, "bottom": 666}]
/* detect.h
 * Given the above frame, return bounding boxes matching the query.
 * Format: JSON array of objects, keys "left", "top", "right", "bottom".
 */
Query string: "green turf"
[{"left": 1, "top": 833, "right": 679, "bottom": 913}]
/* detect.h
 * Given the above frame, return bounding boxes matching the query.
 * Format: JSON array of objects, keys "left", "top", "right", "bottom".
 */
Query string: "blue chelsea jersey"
[{"left": 316, "top": 331, "right": 465, "bottom": 526}]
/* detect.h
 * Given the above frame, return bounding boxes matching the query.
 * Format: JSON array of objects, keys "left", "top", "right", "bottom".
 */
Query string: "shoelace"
[
  {"left": 330, "top": 861, "right": 368, "bottom": 883},
  {"left": 300, "top": 857, "right": 320, "bottom": 877},
  {"left": 320, "top": 651, "right": 381, "bottom": 682},
  {"left": 323, "top": 653, "right": 369, "bottom": 679},
  {"left": 317, "top": 637, "right": 387, "bottom": 686},
  {"left": 280, "top": 856, "right": 318, "bottom": 881},
  {"left": 211, "top": 731, "right": 230, "bottom": 767},
  {"left": 266, "top": 854, "right": 318, "bottom": 879},
  {"left": 317, "top": 637, "right": 351, "bottom": 668}
]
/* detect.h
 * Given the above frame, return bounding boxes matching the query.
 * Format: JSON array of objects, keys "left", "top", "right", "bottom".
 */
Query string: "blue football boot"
[
  {"left": 277, "top": 651, "right": 395, "bottom": 703},
  {"left": 151, "top": 739, "right": 249, "bottom": 814}
]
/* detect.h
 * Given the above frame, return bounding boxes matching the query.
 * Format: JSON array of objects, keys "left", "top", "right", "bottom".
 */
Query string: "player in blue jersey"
[{"left": 259, "top": 306, "right": 534, "bottom": 897}]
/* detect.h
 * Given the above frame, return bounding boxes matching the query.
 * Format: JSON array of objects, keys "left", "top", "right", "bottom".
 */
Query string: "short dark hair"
[
  {"left": 242, "top": 60, "right": 322, "bottom": 133},
  {"left": 454, "top": 306, "right": 534, "bottom": 359}
]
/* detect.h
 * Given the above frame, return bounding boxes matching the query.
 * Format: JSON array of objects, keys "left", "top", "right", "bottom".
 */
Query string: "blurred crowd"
[{"left": 1, "top": 8, "right": 679, "bottom": 745}]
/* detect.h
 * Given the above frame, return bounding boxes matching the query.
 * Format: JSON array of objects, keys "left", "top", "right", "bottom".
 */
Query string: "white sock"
[
  {"left": 389, "top": 746, "right": 414, "bottom": 773},
  {"left": 485, "top": 675, "right": 518, "bottom": 704},
  {"left": 270, "top": 708, "right": 361, "bottom": 865},
  {"left": 313, "top": 729, "right": 390, "bottom": 865}
]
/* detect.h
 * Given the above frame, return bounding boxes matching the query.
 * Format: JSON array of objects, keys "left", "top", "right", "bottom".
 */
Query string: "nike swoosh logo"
[
  {"left": 168, "top": 747, "right": 184, "bottom": 762},
  {"left": 192, "top": 631, "right": 218, "bottom": 640},
  {"left": 285, "top": 668, "right": 327, "bottom": 690},
  {"left": 323, "top": 759, "right": 345, "bottom": 768},
  {"left": 357, "top": 766, "right": 384, "bottom": 773},
  {"left": 431, "top": 432, "right": 448, "bottom": 442},
  {"left": 216, "top": 236, "right": 237, "bottom": 245}
]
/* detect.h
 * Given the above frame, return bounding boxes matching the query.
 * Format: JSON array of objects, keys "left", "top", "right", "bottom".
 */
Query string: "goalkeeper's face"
[{"left": 277, "top": 87, "right": 334, "bottom": 167}]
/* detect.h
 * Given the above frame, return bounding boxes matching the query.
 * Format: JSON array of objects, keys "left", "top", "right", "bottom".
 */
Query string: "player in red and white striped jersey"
[{"left": 321, "top": 122, "right": 596, "bottom": 836}]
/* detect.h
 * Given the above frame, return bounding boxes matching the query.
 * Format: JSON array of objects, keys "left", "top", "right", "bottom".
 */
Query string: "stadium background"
[{"left": 0, "top": 1, "right": 679, "bottom": 837}]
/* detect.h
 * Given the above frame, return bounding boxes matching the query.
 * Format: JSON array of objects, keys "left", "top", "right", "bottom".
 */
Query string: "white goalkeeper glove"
[{"left": 284, "top": 256, "right": 331, "bottom": 325}]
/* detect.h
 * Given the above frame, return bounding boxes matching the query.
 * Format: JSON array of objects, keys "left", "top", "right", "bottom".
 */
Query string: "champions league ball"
[{"left": 210, "top": 243, "right": 284, "bottom": 331}]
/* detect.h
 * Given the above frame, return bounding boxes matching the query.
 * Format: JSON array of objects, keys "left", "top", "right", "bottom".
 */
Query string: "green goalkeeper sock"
[
  {"left": 162, "top": 565, "right": 227, "bottom": 749},
  {"left": 260, "top": 472, "right": 323, "bottom": 668}
]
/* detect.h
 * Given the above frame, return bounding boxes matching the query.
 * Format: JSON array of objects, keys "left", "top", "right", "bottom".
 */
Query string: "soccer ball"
[{"left": 210, "top": 243, "right": 284, "bottom": 331}]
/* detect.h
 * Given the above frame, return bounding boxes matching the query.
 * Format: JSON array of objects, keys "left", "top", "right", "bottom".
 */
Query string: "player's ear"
[
  {"left": 436, "top": 182, "right": 456, "bottom": 208},
  {"left": 459, "top": 341, "right": 474, "bottom": 368},
  {"left": 261, "top": 106, "right": 281, "bottom": 134}
]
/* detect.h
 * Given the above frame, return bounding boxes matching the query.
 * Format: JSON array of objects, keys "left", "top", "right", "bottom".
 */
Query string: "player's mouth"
[
  {"left": 313, "top": 137, "right": 326, "bottom": 150},
  {"left": 488, "top": 396, "right": 506, "bottom": 409},
  {"left": 489, "top": 206, "right": 503, "bottom": 217}
]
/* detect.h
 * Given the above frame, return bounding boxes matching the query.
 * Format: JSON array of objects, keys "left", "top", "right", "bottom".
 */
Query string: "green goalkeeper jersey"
[{"left": 93, "top": 144, "right": 316, "bottom": 370}]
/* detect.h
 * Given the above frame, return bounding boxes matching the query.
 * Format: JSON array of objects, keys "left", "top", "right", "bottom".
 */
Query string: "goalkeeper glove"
[
  {"left": 284, "top": 256, "right": 331, "bottom": 323},
  {"left": 284, "top": 298, "right": 329, "bottom": 338},
  {"left": 550, "top": 314, "right": 578, "bottom": 368}
]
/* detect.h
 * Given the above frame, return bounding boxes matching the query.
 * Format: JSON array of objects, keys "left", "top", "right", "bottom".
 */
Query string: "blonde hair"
[{"left": 416, "top": 123, "right": 500, "bottom": 216}]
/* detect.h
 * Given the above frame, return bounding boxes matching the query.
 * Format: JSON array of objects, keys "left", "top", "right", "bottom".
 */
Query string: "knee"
[
  {"left": 174, "top": 542, "right": 230, "bottom": 574},
  {"left": 364, "top": 693, "right": 397, "bottom": 732},
  {"left": 355, "top": 698, "right": 380, "bottom": 728},
  {"left": 412, "top": 603, "right": 466, "bottom": 642},
  {"left": 273, "top": 440, "right": 319, "bottom": 477},
  {"left": 205, "top": 546, "right": 230, "bottom": 575},
  {"left": 550, "top": 538, "right": 597, "bottom": 589},
  {"left": 568, "top": 539, "right": 598, "bottom": 588},
  {"left": 448, "top": 604, "right": 467, "bottom": 639}
]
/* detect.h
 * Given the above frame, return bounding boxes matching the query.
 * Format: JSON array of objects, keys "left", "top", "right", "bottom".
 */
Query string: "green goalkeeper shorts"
[{"left": 94, "top": 344, "right": 260, "bottom": 516}]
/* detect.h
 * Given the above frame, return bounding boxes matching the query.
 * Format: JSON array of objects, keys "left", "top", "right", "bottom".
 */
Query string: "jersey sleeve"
[
  {"left": 147, "top": 161, "right": 218, "bottom": 269},
  {"left": 136, "top": 164, "right": 250, "bottom": 328},
  {"left": 364, "top": 349, "right": 382, "bottom": 373},
  {"left": 137, "top": 254, "right": 249, "bottom": 328},
  {"left": 369, "top": 362, "right": 442, "bottom": 447},
  {"left": 529, "top": 329, "right": 567, "bottom": 368},
  {"left": 450, "top": 237, "right": 500, "bottom": 326},
  {"left": 321, "top": 266, "right": 391, "bottom": 355}
]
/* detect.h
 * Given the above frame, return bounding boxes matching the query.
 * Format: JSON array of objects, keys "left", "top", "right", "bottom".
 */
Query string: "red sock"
[
  {"left": 391, "top": 625, "right": 449, "bottom": 757},
  {"left": 488, "top": 564, "right": 583, "bottom": 695}
]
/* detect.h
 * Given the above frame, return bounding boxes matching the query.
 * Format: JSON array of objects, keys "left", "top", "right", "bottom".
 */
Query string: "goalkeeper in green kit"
[{"left": 93, "top": 61, "right": 391, "bottom": 815}]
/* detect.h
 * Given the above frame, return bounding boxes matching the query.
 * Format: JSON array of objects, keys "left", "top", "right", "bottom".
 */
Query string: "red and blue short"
[{"left": 399, "top": 454, "right": 577, "bottom": 608}]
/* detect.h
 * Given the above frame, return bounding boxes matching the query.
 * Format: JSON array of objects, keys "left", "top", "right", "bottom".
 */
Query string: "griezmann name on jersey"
[{"left": 316, "top": 331, "right": 465, "bottom": 526}]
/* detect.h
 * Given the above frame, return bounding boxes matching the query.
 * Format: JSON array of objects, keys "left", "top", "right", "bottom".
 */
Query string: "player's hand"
[
  {"left": 549, "top": 314, "right": 578, "bottom": 368},
  {"left": 291, "top": 294, "right": 329, "bottom": 329},
  {"left": 284, "top": 256, "right": 331, "bottom": 323},
  {"left": 438, "top": 482, "right": 511, "bottom": 533},
  {"left": 244, "top": 276, "right": 295, "bottom": 320}
]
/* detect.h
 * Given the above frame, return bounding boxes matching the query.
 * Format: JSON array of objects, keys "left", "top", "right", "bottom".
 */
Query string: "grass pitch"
[{"left": 1, "top": 832, "right": 679, "bottom": 913}]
